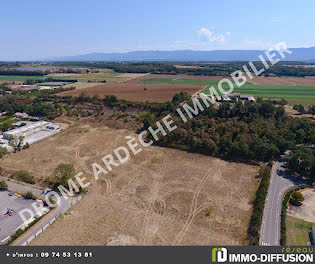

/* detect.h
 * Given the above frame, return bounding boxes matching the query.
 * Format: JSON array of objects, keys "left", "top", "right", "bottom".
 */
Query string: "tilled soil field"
[{"left": 58, "top": 82, "right": 205, "bottom": 102}]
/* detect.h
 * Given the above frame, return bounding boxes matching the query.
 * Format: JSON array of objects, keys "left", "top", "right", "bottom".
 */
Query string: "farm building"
[
  {"left": 14, "top": 112, "right": 29, "bottom": 119},
  {"left": 311, "top": 226, "right": 315, "bottom": 246},
  {"left": 38, "top": 86, "right": 58, "bottom": 90},
  {"left": 38, "top": 81, "right": 70, "bottom": 86},
  {"left": 3, "top": 121, "right": 49, "bottom": 139},
  {"left": 239, "top": 95, "right": 256, "bottom": 102}
]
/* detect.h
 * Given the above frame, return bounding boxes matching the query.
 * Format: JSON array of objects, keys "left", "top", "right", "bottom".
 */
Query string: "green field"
[
  {"left": 286, "top": 216, "right": 314, "bottom": 246},
  {"left": 0, "top": 75, "right": 47, "bottom": 81},
  {"left": 201, "top": 84, "right": 315, "bottom": 106},
  {"left": 141, "top": 78, "right": 315, "bottom": 105}
]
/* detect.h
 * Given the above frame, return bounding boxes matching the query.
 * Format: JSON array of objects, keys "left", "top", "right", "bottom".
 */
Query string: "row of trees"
[{"left": 248, "top": 162, "right": 273, "bottom": 245}]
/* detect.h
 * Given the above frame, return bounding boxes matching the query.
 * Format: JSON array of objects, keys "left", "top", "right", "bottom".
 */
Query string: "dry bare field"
[
  {"left": 249, "top": 76, "right": 315, "bottom": 86},
  {"left": 0, "top": 119, "right": 259, "bottom": 245},
  {"left": 58, "top": 83, "right": 205, "bottom": 102},
  {"left": 63, "top": 82, "right": 101, "bottom": 90}
]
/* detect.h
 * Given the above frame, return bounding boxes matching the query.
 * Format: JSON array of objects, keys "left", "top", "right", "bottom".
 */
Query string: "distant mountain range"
[{"left": 47, "top": 47, "right": 315, "bottom": 62}]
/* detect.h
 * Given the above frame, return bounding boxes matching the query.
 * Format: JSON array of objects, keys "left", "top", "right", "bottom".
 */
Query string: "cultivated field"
[
  {"left": 48, "top": 69, "right": 147, "bottom": 83},
  {"left": 249, "top": 76, "right": 315, "bottom": 86},
  {"left": 125, "top": 74, "right": 315, "bottom": 106},
  {"left": 141, "top": 78, "right": 226, "bottom": 85},
  {"left": 126, "top": 74, "right": 230, "bottom": 83},
  {"left": 0, "top": 75, "right": 46, "bottom": 81},
  {"left": 58, "top": 83, "right": 205, "bottom": 102},
  {"left": 201, "top": 83, "right": 315, "bottom": 105},
  {"left": 0, "top": 119, "right": 260, "bottom": 245}
]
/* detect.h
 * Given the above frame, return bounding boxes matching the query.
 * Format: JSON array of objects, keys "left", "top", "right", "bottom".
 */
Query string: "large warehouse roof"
[{"left": 4, "top": 121, "right": 49, "bottom": 137}]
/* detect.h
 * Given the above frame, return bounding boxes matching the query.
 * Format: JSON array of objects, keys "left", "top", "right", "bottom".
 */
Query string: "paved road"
[
  {"left": 3, "top": 181, "right": 44, "bottom": 199},
  {"left": 15, "top": 195, "right": 72, "bottom": 246},
  {"left": 260, "top": 159, "right": 310, "bottom": 246}
]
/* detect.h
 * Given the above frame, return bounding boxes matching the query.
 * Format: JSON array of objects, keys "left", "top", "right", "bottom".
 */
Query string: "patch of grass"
[
  {"left": 285, "top": 98, "right": 315, "bottom": 107},
  {"left": 286, "top": 216, "right": 314, "bottom": 246},
  {"left": 0, "top": 75, "right": 46, "bottom": 81}
]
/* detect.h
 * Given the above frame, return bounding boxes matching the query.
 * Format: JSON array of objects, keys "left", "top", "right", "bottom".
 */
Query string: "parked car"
[{"left": 7, "top": 208, "right": 16, "bottom": 216}]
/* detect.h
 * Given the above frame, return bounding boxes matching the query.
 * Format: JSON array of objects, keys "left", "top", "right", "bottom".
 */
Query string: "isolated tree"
[
  {"left": 52, "top": 163, "right": 76, "bottom": 188},
  {"left": 0, "top": 180, "right": 8, "bottom": 191},
  {"left": 291, "top": 191, "right": 304, "bottom": 205},
  {"left": 8, "top": 136, "right": 24, "bottom": 152}
]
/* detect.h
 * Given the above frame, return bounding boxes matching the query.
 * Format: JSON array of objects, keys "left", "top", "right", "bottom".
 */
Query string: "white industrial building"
[{"left": 3, "top": 121, "right": 60, "bottom": 141}]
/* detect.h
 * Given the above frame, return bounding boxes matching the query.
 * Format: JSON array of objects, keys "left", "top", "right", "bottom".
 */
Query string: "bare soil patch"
[
  {"left": 285, "top": 105, "right": 314, "bottom": 120},
  {"left": 58, "top": 82, "right": 205, "bottom": 102},
  {"left": 0, "top": 119, "right": 259, "bottom": 245}
]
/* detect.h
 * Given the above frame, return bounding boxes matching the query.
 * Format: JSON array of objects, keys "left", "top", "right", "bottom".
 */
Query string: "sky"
[{"left": 0, "top": 0, "right": 314, "bottom": 60}]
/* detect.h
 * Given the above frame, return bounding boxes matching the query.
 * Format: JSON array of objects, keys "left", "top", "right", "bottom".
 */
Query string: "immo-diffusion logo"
[{"left": 212, "top": 248, "right": 228, "bottom": 262}]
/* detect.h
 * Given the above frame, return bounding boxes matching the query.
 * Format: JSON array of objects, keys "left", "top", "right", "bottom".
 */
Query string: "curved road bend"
[{"left": 260, "top": 158, "right": 311, "bottom": 246}]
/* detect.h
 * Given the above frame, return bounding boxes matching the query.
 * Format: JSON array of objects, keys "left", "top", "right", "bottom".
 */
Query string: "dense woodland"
[
  {"left": 139, "top": 94, "right": 315, "bottom": 175},
  {"left": 52, "top": 62, "right": 315, "bottom": 77}
]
